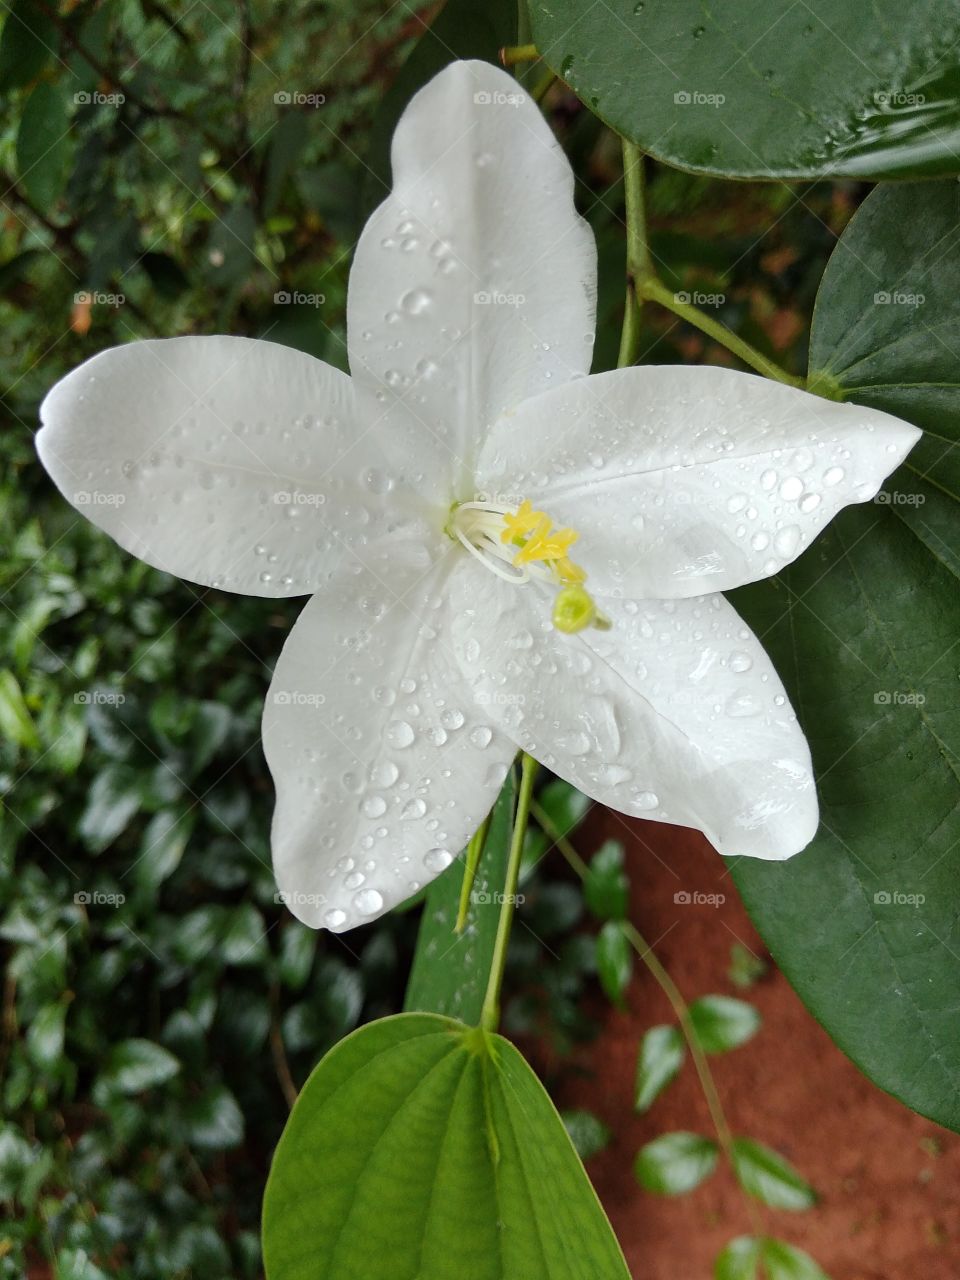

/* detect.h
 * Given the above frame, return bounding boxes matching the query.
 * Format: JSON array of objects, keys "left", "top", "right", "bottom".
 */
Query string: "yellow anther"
[
  {"left": 513, "top": 522, "right": 578, "bottom": 567},
  {"left": 500, "top": 499, "right": 544, "bottom": 545},
  {"left": 552, "top": 585, "right": 597, "bottom": 634}
]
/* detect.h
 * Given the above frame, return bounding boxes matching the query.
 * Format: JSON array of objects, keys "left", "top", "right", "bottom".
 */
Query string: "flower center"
[{"left": 447, "top": 498, "right": 610, "bottom": 635}]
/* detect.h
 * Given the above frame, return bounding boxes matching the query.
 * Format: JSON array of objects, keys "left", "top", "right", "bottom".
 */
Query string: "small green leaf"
[
  {"left": 715, "top": 1237, "right": 761, "bottom": 1280},
  {"left": 278, "top": 922, "right": 316, "bottom": 990},
  {"left": 731, "top": 1140, "right": 816, "bottom": 1211},
  {"left": 561, "top": 1109, "right": 611, "bottom": 1161},
  {"left": 263, "top": 1013, "right": 631, "bottom": 1280},
  {"left": 95, "top": 1038, "right": 180, "bottom": 1097},
  {"left": 0, "top": 670, "right": 39, "bottom": 750},
  {"left": 17, "top": 81, "right": 73, "bottom": 207},
  {"left": 78, "top": 764, "right": 141, "bottom": 852},
  {"left": 221, "top": 903, "right": 268, "bottom": 966},
  {"left": 136, "top": 808, "right": 194, "bottom": 891},
  {"left": 690, "top": 995, "right": 761, "bottom": 1054},
  {"left": 182, "top": 1084, "right": 244, "bottom": 1150},
  {"left": 760, "top": 1238, "right": 831, "bottom": 1279},
  {"left": 634, "top": 1024, "right": 685, "bottom": 1112},
  {"left": 635, "top": 1131, "right": 718, "bottom": 1196},
  {"left": 584, "top": 840, "right": 629, "bottom": 921},
  {"left": 596, "top": 921, "right": 632, "bottom": 1007},
  {"left": 25, "top": 1001, "right": 67, "bottom": 1071}
]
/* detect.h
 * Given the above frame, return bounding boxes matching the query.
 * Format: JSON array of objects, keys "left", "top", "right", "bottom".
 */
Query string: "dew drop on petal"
[
  {"left": 353, "top": 888, "right": 384, "bottom": 916},
  {"left": 424, "top": 848, "right": 454, "bottom": 873},
  {"left": 386, "top": 720, "right": 415, "bottom": 748},
  {"left": 324, "top": 908, "right": 347, "bottom": 929}
]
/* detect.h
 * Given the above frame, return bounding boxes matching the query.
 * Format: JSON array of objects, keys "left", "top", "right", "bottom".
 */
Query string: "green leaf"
[
  {"left": 716, "top": 1237, "right": 832, "bottom": 1280},
  {"left": 595, "top": 920, "right": 632, "bottom": 1007},
  {"left": 731, "top": 179, "right": 960, "bottom": 1133},
  {"left": 78, "top": 764, "right": 141, "bottom": 852},
  {"left": 17, "top": 81, "right": 73, "bottom": 207},
  {"left": 634, "top": 1024, "right": 685, "bottom": 1112},
  {"left": 634, "top": 1131, "right": 718, "bottom": 1196},
  {"left": 715, "top": 1237, "right": 761, "bottom": 1280},
  {"left": 182, "top": 1084, "right": 244, "bottom": 1150},
  {"left": 0, "top": 0, "right": 57, "bottom": 91},
  {"left": 136, "top": 808, "right": 194, "bottom": 891},
  {"left": 584, "top": 840, "right": 629, "bottom": 920},
  {"left": 0, "top": 670, "right": 39, "bottom": 750},
  {"left": 529, "top": 0, "right": 960, "bottom": 180},
  {"left": 561, "top": 1109, "right": 611, "bottom": 1160},
  {"left": 689, "top": 995, "right": 761, "bottom": 1054},
  {"left": 278, "top": 922, "right": 316, "bottom": 991},
  {"left": 95, "top": 1038, "right": 180, "bottom": 1097},
  {"left": 404, "top": 770, "right": 516, "bottom": 1023},
  {"left": 263, "top": 1013, "right": 631, "bottom": 1280},
  {"left": 25, "top": 1001, "right": 67, "bottom": 1071},
  {"left": 730, "top": 1140, "right": 815, "bottom": 1211},
  {"left": 221, "top": 903, "right": 269, "bottom": 966}
]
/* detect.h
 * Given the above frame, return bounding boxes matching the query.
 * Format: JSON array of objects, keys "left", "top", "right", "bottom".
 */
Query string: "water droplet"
[
  {"left": 469, "top": 726, "right": 493, "bottom": 749},
  {"left": 799, "top": 492, "right": 821, "bottom": 513},
  {"left": 400, "top": 287, "right": 432, "bottom": 315},
  {"left": 760, "top": 468, "right": 778, "bottom": 492},
  {"left": 751, "top": 531, "right": 770, "bottom": 551},
  {"left": 823, "top": 466, "right": 845, "bottom": 487},
  {"left": 353, "top": 888, "right": 384, "bottom": 916},
  {"left": 424, "top": 848, "right": 454, "bottom": 872},
  {"left": 362, "top": 794, "right": 387, "bottom": 818},
  {"left": 401, "top": 797, "right": 427, "bottom": 820},
  {"left": 729, "top": 651, "right": 753, "bottom": 673},
  {"left": 344, "top": 871, "right": 365, "bottom": 889},
  {"left": 779, "top": 476, "right": 804, "bottom": 501},
  {"left": 324, "top": 908, "right": 347, "bottom": 929},
  {"left": 727, "top": 493, "right": 749, "bottom": 514},
  {"left": 774, "top": 524, "right": 801, "bottom": 558},
  {"left": 386, "top": 720, "right": 415, "bottom": 748},
  {"left": 633, "top": 791, "right": 659, "bottom": 810},
  {"left": 369, "top": 760, "right": 399, "bottom": 787}
]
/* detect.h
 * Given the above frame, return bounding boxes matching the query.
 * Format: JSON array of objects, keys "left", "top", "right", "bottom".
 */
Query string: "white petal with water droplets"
[
  {"left": 449, "top": 570, "right": 817, "bottom": 860},
  {"left": 38, "top": 336, "right": 440, "bottom": 596},
  {"left": 263, "top": 553, "right": 517, "bottom": 930},
  {"left": 476, "top": 365, "right": 921, "bottom": 597},
  {"left": 347, "top": 59, "right": 597, "bottom": 488}
]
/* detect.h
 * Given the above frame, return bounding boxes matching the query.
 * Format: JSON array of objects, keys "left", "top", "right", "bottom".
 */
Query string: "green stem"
[
  {"left": 456, "top": 813, "right": 492, "bottom": 934},
  {"left": 479, "top": 753, "right": 538, "bottom": 1031},
  {"left": 617, "top": 140, "right": 650, "bottom": 369},
  {"left": 535, "top": 811, "right": 764, "bottom": 1237},
  {"left": 639, "top": 275, "right": 803, "bottom": 387}
]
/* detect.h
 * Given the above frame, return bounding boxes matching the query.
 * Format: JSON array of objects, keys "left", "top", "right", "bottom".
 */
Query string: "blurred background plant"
[{"left": 1, "top": 2, "right": 861, "bottom": 1276}]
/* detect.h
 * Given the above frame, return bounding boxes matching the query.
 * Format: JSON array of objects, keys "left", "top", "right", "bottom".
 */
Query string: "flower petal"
[
  {"left": 264, "top": 553, "right": 517, "bottom": 930},
  {"left": 347, "top": 59, "right": 596, "bottom": 488},
  {"left": 476, "top": 365, "right": 922, "bottom": 597},
  {"left": 449, "top": 571, "right": 817, "bottom": 860},
  {"left": 38, "top": 336, "right": 438, "bottom": 596}
]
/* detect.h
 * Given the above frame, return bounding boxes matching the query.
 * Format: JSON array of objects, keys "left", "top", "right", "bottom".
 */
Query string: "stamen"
[{"left": 449, "top": 497, "right": 610, "bottom": 635}]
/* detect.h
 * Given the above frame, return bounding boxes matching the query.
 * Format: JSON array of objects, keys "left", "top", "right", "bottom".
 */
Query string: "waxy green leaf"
[
  {"left": 529, "top": 0, "right": 960, "bottom": 180},
  {"left": 689, "top": 995, "right": 761, "bottom": 1054},
  {"left": 731, "top": 1140, "right": 816, "bottom": 1211},
  {"left": 263, "top": 1013, "right": 631, "bottom": 1280},
  {"left": 634, "top": 1024, "right": 685, "bottom": 1112},
  {"left": 634, "top": 1131, "right": 718, "bottom": 1195},
  {"left": 732, "top": 180, "right": 960, "bottom": 1133}
]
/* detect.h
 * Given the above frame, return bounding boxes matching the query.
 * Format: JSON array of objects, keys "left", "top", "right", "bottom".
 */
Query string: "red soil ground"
[{"left": 541, "top": 813, "right": 960, "bottom": 1280}]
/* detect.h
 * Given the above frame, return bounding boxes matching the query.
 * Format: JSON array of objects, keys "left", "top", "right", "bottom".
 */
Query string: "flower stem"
[
  {"left": 533, "top": 808, "right": 764, "bottom": 1236},
  {"left": 479, "top": 752, "right": 538, "bottom": 1031},
  {"left": 617, "top": 140, "right": 650, "bottom": 369},
  {"left": 638, "top": 276, "right": 804, "bottom": 387},
  {"left": 456, "top": 812, "right": 492, "bottom": 934}
]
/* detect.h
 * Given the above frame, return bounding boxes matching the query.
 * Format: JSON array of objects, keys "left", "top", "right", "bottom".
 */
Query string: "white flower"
[{"left": 38, "top": 60, "right": 920, "bottom": 932}]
